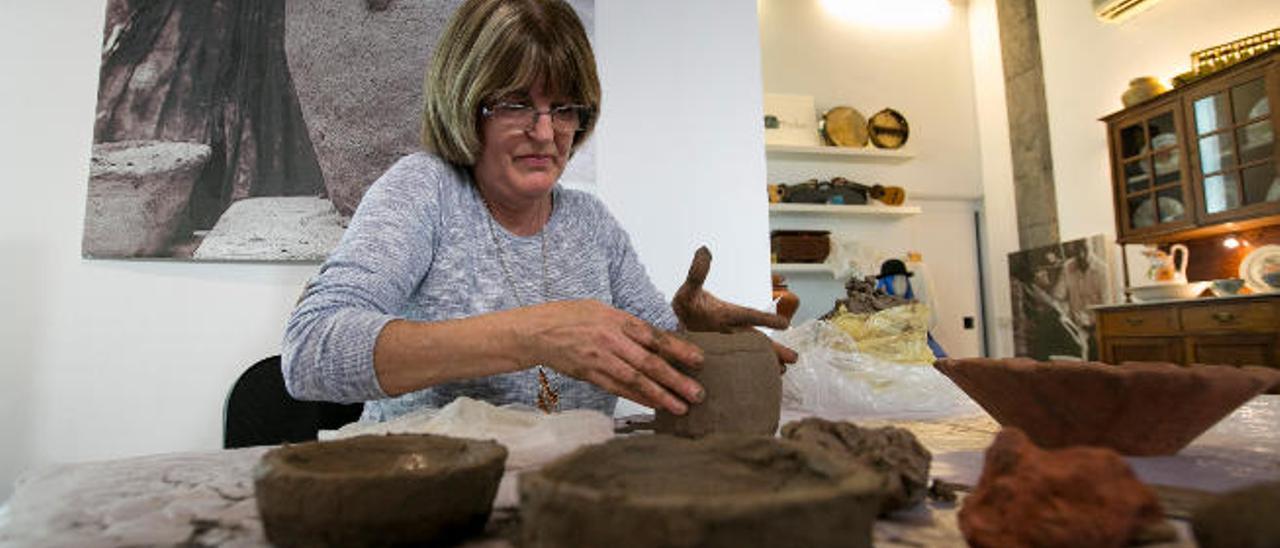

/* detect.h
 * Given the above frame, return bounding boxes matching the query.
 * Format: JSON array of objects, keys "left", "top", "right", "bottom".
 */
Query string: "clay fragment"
[
  {"left": 519, "top": 434, "right": 889, "bottom": 548},
  {"left": 254, "top": 434, "right": 507, "bottom": 548},
  {"left": 781, "top": 417, "right": 931, "bottom": 514},
  {"left": 822, "top": 276, "right": 909, "bottom": 318},
  {"left": 1192, "top": 480, "right": 1280, "bottom": 548},
  {"left": 927, "top": 479, "right": 963, "bottom": 503},
  {"left": 654, "top": 331, "right": 781, "bottom": 438},
  {"left": 934, "top": 357, "right": 1280, "bottom": 455},
  {"left": 959, "top": 428, "right": 1168, "bottom": 548}
]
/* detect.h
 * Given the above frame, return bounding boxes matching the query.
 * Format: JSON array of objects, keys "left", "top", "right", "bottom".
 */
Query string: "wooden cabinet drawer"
[
  {"left": 1103, "top": 337, "right": 1184, "bottom": 364},
  {"left": 1188, "top": 335, "right": 1279, "bottom": 368},
  {"left": 1180, "top": 302, "right": 1278, "bottom": 332},
  {"left": 1098, "top": 308, "right": 1179, "bottom": 336}
]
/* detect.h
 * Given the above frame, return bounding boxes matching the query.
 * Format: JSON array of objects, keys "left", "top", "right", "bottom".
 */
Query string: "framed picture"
[
  {"left": 763, "top": 93, "right": 821, "bottom": 147},
  {"left": 1009, "top": 235, "right": 1115, "bottom": 360},
  {"left": 82, "top": 0, "right": 595, "bottom": 261}
]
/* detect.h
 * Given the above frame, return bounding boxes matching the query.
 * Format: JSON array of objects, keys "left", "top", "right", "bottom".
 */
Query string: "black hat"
[{"left": 876, "top": 259, "right": 913, "bottom": 279}]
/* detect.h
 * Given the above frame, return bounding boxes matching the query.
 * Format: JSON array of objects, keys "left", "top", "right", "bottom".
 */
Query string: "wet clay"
[
  {"left": 1192, "top": 480, "right": 1280, "bottom": 548},
  {"left": 959, "top": 428, "right": 1167, "bottom": 548},
  {"left": 781, "top": 418, "right": 931, "bottom": 515},
  {"left": 653, "top": 331, "right": 781, "bottom": 438},
  {"left": 934, "top": 357, "right": 1280, "bottom": 455},
  {"left": 254, "top": 434, "right": 507, "bottom": 548},
  {"left": 519, "top": 434, "right": 888, "bottom": 548}
]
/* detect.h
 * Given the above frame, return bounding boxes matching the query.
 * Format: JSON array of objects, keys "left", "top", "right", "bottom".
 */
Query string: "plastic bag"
[
  {"left": 829, "top": 302, "right": 936, "bottom": 363},
  {"left": 775, "top": 320, "right": 978, "bottom": 420},
  {"left": 320, "top": 397, "right": 614, "bottom": 507}
]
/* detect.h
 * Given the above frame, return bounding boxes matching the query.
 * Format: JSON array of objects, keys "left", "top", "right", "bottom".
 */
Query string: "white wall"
[
  {"left": 757, "top": 0, "right": 987, "bottom": 357},
  {"left": 968, "top": 0, "right": 1020, "bottom": 358},
  {"left": 1034, "top": 0, "right": 1280, "bottom": 279},
  {"left": 0, "top": 0, "right": 771, "bottom": 501}
]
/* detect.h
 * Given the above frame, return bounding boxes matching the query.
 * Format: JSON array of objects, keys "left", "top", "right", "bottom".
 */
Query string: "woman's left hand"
[{"left": 671, "top": 246, "right": 800, "bottom": 368}]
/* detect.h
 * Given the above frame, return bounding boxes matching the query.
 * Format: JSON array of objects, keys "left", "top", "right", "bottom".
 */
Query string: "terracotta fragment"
[
  {"left": 959, "top": 428, "right": 1167, "bottom": 548},
  {"left": 254, "top": 434, "right": 507, "bottom": 547},
  {"left": 519, "top": 434, "right": 889, "bottom": 548},
  {"left": 934, "top": 357, "right": 1280, "bottom": 455},
  {"left": 781, "top": 417, "right": 931, "bottom": 514},
  {"left": 654, "top": 331, "right": 781, "bottom": 438},
  {"left": 1192, "top": 480, "right": 1280, "bottom": 548}
]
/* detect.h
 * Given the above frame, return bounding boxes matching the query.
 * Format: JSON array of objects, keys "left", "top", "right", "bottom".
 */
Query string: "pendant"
[{"left": 536, "top": 367, "right": 560, "bottom": 414}]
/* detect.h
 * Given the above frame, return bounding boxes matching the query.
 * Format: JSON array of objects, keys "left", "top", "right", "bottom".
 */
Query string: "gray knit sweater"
[{"left": 282, "top": 153, "right": 678, "bottom": 421}]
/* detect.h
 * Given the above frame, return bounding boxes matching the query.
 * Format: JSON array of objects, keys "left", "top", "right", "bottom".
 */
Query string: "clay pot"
[
  {"left": 934, "top": 358, "right": 1280, "bottom": 455},
  {"left": 772, "top": 274, "right": 800, "bottom": 321},
  {"left": 653, "top": 331, "right": 781, "bottom": 438},
  {"left": 519, "top": 434, "right": 889, "bottom": 548},
  {"left": 1122, "top": 76, "right": 1169, "bottom": 107},
  {"left": 254, "top": 434, "right": 507, "bottom": 547}
]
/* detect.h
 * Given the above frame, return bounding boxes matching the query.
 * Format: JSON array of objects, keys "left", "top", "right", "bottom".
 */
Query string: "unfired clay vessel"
[
  {"left": 653, "top": 331, "right": 781, "bottom": 438},
  {"left": 934, "top": 358, "right": 1280, "bottom": 455},
  {"left": 518, "top": 434, "right": 888, "bottom": 548},
  {"left": 254, "top": 434, "right": 507, "bottom": 547}
]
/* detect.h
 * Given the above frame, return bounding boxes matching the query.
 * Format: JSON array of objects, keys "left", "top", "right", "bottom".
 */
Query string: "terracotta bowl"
[
  {"left": 519, "top": 435, "right": 889, "bottom": 548},
  {"left": 933, "top": 358, "right": 1280, "bottom": 456},
  {"left": 254, "top": 434, "right": 507, "bottom": 547}
]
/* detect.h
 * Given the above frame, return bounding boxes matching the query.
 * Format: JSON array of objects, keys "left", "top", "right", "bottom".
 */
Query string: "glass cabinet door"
[
  {"left": 1115, "top": 108, "right": 1189, "bottom": 233},
  {"left": 1189, "top": 75, "right": 1278, "bottom": 220}
]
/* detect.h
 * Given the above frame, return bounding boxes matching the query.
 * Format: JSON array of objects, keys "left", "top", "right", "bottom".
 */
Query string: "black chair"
[{"left": 223, "top": 355, "right": 364, "bottom": 448}]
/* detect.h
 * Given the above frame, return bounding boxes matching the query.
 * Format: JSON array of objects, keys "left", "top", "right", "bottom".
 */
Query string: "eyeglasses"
[{"left": 481, "top": 102, "right": 593, "bottom": 134}]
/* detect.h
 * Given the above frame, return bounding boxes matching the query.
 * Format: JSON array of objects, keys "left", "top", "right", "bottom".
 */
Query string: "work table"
[{"left": 2, "top": 399, "right": 1277, "bottom": 547}]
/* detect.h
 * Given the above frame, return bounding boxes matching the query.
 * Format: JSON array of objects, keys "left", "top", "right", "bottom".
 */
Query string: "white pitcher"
[{"left": 1143, "top": 243, "right": 1189, "bottom": 284}]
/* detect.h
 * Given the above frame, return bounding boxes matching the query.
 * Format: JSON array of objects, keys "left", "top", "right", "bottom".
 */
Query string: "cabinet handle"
[
  {"left": 1125, "top": 318, "right": 1144, "bottom": 326},
  {"left": 1212, "top": 312, "right": 1237, "bottom": 323}
]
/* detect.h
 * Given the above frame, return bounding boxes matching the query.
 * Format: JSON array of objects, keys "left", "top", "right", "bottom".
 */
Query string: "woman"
[{"left": 283, "top": 0, "right": 793, "bottom": 422}]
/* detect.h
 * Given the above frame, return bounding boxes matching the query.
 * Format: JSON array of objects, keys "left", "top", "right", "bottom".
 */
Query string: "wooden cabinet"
[
  {"left": 1095, "top": 294, "right": 1280, "bottom": 370},
  {"left": 1103, "top": 51, "right": 1280, "bottom": 244}
]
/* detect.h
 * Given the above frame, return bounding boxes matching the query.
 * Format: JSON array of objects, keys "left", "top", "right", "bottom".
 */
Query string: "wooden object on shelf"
[
  {"left": 1095, "top": 294, "right": 1280, "bottom": 371},
  {"left": 1101, "top": 49, "right": 1280, "bottom": 245},
  {"left": 771, "top": 230, "right": 830, "bottom": 263}
]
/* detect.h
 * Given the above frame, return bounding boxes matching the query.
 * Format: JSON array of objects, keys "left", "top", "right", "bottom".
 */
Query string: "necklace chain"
[{"left": 482, "top": 192, "right": 560, "bottom": 413}]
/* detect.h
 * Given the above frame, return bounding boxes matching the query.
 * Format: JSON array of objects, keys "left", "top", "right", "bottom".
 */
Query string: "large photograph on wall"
[
  {"left": 82, "top": 0, "right": 595, "bottom": 261},
  {"left": 1009, "top": 234, "right": 1115, "bottom": 361}
]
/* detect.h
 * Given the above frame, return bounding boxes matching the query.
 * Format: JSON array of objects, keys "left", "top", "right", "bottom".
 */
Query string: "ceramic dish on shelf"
[
  {"left": 1239, "top": 244, "right": 1280, "bottom": 293},
  {"left": 1127, "top": 282, "right": 1209, "bottom": 302},
  {"left": 819, "top": 106, "right": 868, "bottom": 148}
]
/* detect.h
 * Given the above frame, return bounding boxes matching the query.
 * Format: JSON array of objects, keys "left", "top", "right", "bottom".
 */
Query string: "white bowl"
[{"left": 1127, "top": 282, "right": 1209, "bottom": 302}]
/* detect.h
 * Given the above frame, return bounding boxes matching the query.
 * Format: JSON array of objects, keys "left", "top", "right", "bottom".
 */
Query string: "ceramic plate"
[
  {"left": 1238, "top": 244, "right": 1280, "bottom": 293},
  {"left": 820, "top": 106, "right": 868, "bottom": 148}
]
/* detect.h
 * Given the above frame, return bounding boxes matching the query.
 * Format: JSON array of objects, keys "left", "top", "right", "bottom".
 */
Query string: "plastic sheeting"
[
  {"left": 828, "top": 302, "right": 936, "bottom": 363},
  {"left": 776, "top": 319, "right": 978, "bottom": 420}
]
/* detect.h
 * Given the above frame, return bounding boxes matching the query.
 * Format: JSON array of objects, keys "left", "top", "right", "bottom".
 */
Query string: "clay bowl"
[
  {"left": 654, "top": 330, "right": 781, "bottom": 438},
  {"left": 254, "top": 434, "right": 508, "bottom": 547},
  {"left": 934, "top": 358, "right": 1280, "bottom": 456},
  {"left": 519, "top": 435, "right": 888, "bottom": 548}
]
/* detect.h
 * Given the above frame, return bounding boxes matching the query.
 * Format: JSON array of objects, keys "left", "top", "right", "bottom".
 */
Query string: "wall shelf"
[
  {"left": 770, "top": 262, "right": 837, "bottom": 276},
  {"left": 765, "top": 143, "right": 914, "bottom": 162},
  {"left": 769, "top": 203, "right": 922, "bottom": 216}
]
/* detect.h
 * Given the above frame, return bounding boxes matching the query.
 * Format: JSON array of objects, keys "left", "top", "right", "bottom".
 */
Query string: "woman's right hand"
[{"left": 520, "top": 299, "right": 705, "bottom": 415}]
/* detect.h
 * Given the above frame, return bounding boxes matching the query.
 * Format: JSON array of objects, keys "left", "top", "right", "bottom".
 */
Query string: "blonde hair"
[{"left": 421, "top": 0, "right": 600, "bottom": 166}]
